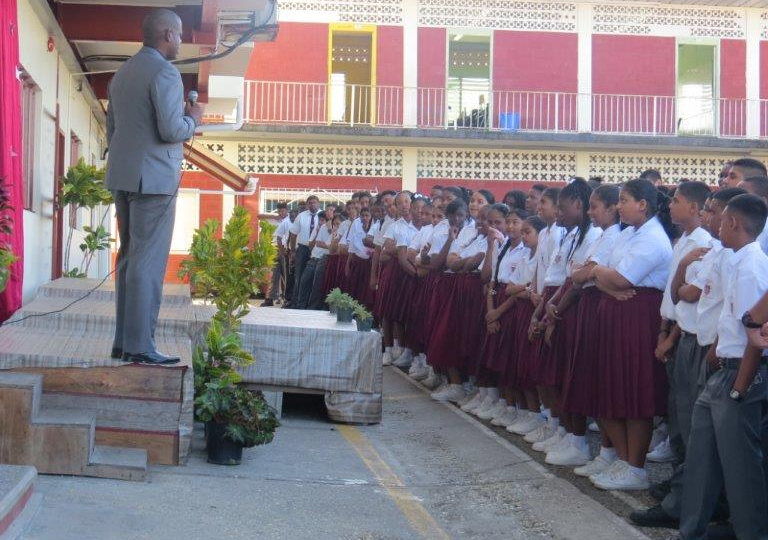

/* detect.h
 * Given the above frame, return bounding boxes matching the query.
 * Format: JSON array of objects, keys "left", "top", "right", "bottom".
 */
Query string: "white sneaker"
[
  {"left": 430, "top": 379, "right": 449, "bottom": 398},
  {"left": 508, "top": 412, "right": 545, "bottom": 435},
  {"left": 431, "top": 384, "right": 466, "bottom": 403},
  {"left": 382, "top": 350, "right": 393, "bottom": 366},
  {"left": 421, "top": 369, "right": 442, "bottom": 390},
  {"left": 546, "top": 440, "right": 591, "bottom": 467},
  {"left": 409, "top": 364, "right": 429, "bottom": 381},
  {"left": 390, "top": 346, "right": 403, "bottom": 360},
  {"left": 574, "top": 454, "right": 616, "bottom": 478},
  {"left": 589, "top": 459, "right": 626, "bottom": 485},
  {"left": 459, "top": 390, "right": 485, "bottom": 412},
  {"left": 649, "top": 424, "right": 669, "bottom": 451},
  {"left": 524, "top": 422, "right": 555, "bottom": 444},
  {"left": 593, "top": 462, "right": 650, "bottom": 491},
  {"left": 646, "top": 437, "right": 676, "bottom": 463},
  {"left": 393, "top": 348, "right": 414, "bottom": 368},
  {"left": 477, "top": 400, "right": 507, "bottom": 420},
  {"left": 407, "top": 355, "right": 422, "bottom": 375},
  {"left": 588, "top": 421, "right": 600, "bottom": 433},
  {"left": 533, "top": 427, "right": 566, "bottom": 452},
  {"left": 469, "top": 395, "right": 496, "bottom": 416},
  {"left": 491, "top": 407, "right": 519, "bottom": 427}
]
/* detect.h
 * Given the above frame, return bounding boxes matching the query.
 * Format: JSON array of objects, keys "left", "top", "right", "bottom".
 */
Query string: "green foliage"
[
  {"left": 0, "top": 178, "right": 17, "bottom": 294},
  {"left": 352, "top": 302, "right": 372, "bottom": 322},
  {"left": 325, "top": 288, "right": 356, "bottom": 310},
  {"left": 195, "top": 380, "right": 279, "bottom": 447},
  {"left": 178, "top": 207, "right": 276, "bottom": 331},
  {"left": 0, "top": 248, "right": 18, "bottom": 294}
]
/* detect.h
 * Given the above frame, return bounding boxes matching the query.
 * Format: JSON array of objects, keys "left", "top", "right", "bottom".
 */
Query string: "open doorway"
[
  {"left": 447, "top": 32, "right": 491, "bottom": 128},
  {"left": 677, "top": 43, "right": 717, "bottom": 135},
  {"left": 329, "top": 25, "right": 376, "bottom": 125}
]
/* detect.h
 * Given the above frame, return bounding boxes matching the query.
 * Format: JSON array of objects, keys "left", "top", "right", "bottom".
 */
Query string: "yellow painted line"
[{"left": 336, "top": 424, "right": 452, "bottom": 540}]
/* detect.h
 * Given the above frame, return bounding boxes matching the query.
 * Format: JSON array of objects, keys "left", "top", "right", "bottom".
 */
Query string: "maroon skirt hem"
[{"left": 562, "top": 287, "right": 601, "bottom": 417}]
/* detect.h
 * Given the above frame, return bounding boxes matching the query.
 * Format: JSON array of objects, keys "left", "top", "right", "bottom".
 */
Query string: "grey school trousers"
[{"left": 679, "top": 364, "right": 768, "bottom": 540}]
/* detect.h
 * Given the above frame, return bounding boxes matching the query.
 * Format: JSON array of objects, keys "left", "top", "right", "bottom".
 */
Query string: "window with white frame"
[
  {"left": 170, "top": 190, "right": 200, "bottom": 253},
  {"left": 260, "top": 188, "right": 361, "bottom": 215},
  {"left": 20, "top": 71, "right": 40, "bottom": 212}
]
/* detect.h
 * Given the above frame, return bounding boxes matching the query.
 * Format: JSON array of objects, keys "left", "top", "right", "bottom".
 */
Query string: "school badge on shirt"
[{"left": 704, "top": 284, "right": 711, "bottom": 296}]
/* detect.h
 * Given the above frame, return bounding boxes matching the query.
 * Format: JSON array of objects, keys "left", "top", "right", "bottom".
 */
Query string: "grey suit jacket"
[{"left": 105, "top": 47, "right": 196, "bottom": 195}]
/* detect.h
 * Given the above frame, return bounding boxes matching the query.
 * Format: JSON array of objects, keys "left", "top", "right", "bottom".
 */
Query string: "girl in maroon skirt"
[
  {"left": 323, "top": 214, "right": 348, "bottom": 298},
  {"left": 345, "top": 207, "right": 375, "bottom": 310},
  {"left": 538, "top": 179, "right": 603, "bottom": 466},
  {"left": 589, "top": 179, "right": 674, "bottom": 491},
  {"left": 563, "top": 185, "right": 623, "bottom": 477},
  {"left": 504, "top": 216, "right": 548, "bottom": 436}
]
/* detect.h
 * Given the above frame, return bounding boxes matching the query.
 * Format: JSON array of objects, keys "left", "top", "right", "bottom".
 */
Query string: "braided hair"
[{"left": 559, "top": 178, "right": 593, "bottom": 254}]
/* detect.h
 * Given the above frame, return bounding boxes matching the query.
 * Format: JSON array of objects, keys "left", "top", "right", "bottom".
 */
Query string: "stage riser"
[
  {"left": 95, "top": 429, "right": 178, "bottom": 466},
  {"left": 37, "top": 279, "right": 192, "bottom": 307},
  {"left": 12, "top": 312, "right": 199, "bottom": 340}
]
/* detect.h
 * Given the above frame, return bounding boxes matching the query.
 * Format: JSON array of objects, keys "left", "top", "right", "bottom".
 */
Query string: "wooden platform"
[{"left": 0, "top": 279, "right": 203, "bottom": 472}]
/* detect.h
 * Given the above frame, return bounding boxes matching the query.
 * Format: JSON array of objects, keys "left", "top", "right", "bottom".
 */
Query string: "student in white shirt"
[
  {"left": 590, "top": 179, "right": 675, "bottom": 491},
  {"left": 264, "top": 203, "right": 291, "bottom": 306},
  {"left": 631, "top": 187, "right": 747, "bottom": 529},
  {"left": 288, "top": 195, "right": 321, "bottom": 307},
  {"left": 680, "top": 193, "right": 768, "bottom": 540},
  {"left": 737, "top": 174, "right": 768, "bottom": 255},
  {"left": 532, "top": 187, "right": 566, "bottom": 309},
  {"left": 295, "top": 211, "right": 330, "bottom": 310}
]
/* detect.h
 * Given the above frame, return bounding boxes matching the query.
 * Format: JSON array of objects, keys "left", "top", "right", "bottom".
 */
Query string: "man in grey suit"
[{"left": 106, "top": 9, "right": 204, "bottom": 364}]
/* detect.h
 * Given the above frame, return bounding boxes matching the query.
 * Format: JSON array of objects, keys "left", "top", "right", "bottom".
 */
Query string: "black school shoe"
[
  {"left": 630, "top": 505, "right": 679, "bottom": 529},
  {"left": 650, "top": 478, "right": 672, "bottom": 502},
  {"left": 111, "top": 347, "right": 123, "bottom": 359},
  {"left": 262, "top": 298, "right": 274, "bottom": 307}
]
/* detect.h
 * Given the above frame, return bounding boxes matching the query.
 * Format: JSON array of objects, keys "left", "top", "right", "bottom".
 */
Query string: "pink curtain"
[{"left": 0, "top": 1, "right": 24, "bottom": 321}]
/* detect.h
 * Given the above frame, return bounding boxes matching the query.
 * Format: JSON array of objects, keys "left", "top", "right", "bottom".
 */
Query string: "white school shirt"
[
  {"left": 389, "top": 218, "right": 420, "bottom": 248},
  {"left": 544, "top": 226, "right": 576, "bottom": 287},
  {"left": 336, "top": 220, "right": 352, "bottom": 247},
  {"left": 716, "top": 241, "right": 768, "bottom": 358},
  {"left": 272, "top": 216, "right": 291, "bottom": 247},
  {"left": 449, "top": 221, "right": 479, "bottom": 255},
  {"left": 310, "top": 223, "right": 331, "bottom": 258},
  {"left": 684, "top": 240, "right": 730, "bottom": 345},
  {"left": 535, "top": 223, "right": 566, "bottom": 293},
  {"left": 608, "top": 216, "right": 673, "bottom": 290},
  {"left": 758, "top": 220, "right": 768, "bottom": 256},
  {"left": 459, "top": 233, "right": 488, "bottom": 260},
  {"left": 580, "top": 223, "right": 623, "bottom": 288},
  {"left": 410, "top": 224, "right": 433, "bottom": 251},
  {"left": 373, "top": 216, "right": 395, "bottom": 247},
  {"left": 289, "top": 210, "right": 321, "bottom": 247},
  {"left": 349, "top": 221, "right": 374, "bottom": 259},
  {"left": 660, "top": 227, "right": 712, "bottom": 321},
  {"left": 494, "top": 240, "right": 529, "bottom": 284},
  {"left": 427, "top": 219, "right": 451, "bottom": 256},
  {"left": 510, "top": 251, "right": 537, "bottom": 287},
  {"left": 566, "top": 225, "right": 604, "bottom": 278}
]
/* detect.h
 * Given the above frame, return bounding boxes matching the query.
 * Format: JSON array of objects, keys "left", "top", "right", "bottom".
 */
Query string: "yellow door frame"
[{"left": 327, "top": 23, "right": 377, "bottom": 125}]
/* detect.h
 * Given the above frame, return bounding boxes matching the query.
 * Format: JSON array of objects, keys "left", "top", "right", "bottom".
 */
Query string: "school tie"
[{"left": 309, "top": 212, "right": 316, "bottom": 235}]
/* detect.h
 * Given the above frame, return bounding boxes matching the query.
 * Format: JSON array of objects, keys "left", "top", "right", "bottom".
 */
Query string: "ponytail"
[
  {"left": 623, "top": 179, "right": 678, "bottom": 240},
  {"left": 656, "top": 190, "right": 678, "bottom": 241}
]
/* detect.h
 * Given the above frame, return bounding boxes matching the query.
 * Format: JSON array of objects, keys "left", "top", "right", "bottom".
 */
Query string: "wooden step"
[
  {"left": 86, "top": 445, "right": 147, "bottom": 482},
  {"left": 37, "top": 278, "right": 192, "bottom": 307},
  {"left": 0, "top": 464, "right": 38, "bottom": 539},
  {"left": 0, "top": 327, "right": 193, "bottom": 466},
  {"left": 0, "top": 372, "right": 148, "bottom": 481}
]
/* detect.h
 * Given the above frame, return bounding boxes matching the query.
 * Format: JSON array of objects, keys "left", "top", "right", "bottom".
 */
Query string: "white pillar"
[
  {"left": 575, "top": 151, "right": 590, "bottom": 180},
  {"left": 746, "top": 8, "right": 761, "bottom": 139},
  {"left": 576, "top": 3, "right": 592, "bottom": 133},
  {"left": 402, "top": 147, "right": 418, "bottom": 191},
  {"left": 402, "top": 0, "right": 418, "bottom": 127}
]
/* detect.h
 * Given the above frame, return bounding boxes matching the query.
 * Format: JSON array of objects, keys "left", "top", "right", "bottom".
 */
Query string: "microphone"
[{"left": 187, "top": 90, "right": 198, "bottom": 106}]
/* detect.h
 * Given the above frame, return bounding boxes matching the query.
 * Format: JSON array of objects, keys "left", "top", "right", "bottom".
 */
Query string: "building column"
[
  {"left": 575, "top": 151, "right": 590, "bottom": 180},
  {"left": 746, "top": 8, "right": 761, "bottom": 139},
  {"left": 402, "top": 0, "right": 418, "bottom": 127},
  {"left": 576, "top": 3, "right": 592, "bottom": 133},
  {"left": 402, "top": 147, "right": 418, "bottom": 191}
]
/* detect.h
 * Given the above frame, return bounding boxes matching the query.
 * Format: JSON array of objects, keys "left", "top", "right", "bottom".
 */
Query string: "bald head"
[{"left": 142, "top": 9, "right": 182, "bottom": 59}]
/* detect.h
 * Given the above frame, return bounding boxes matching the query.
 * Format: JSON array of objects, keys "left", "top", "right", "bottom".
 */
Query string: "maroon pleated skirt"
[
  {"left": 347, "top": 255, "right": 374, "bottom": 310},
  {"left": 387, "top": 264, "right": 417, "bottom": 323},
  {"left": 481, "top": 286, "right": 519, "bottom": 378},
  {"left": 425, "top": 273, "right": 463, "bottom": 369},
  {"left": 513, "top": 298, "right": 539, "bottom": 392},
  {"left": 528, "top": 285, "right": 562, "bottom": 387},
  {"left": 594, "top": 288, "right": 667, "bottom": 420},
  {"left": 562, "top": 286, "right": 601, "bottom": 417},
  {"left": 457, "top": 273, "right": 487, "bottom": 375},
  {"left": 373, "top": 259, "right": 396, "bottom": 322},
  {"left": 417, "top": 271, "right": 441, "bottom": 352},
  {"left": 322, "top": 254, "right": 343, "bottom": 298}
]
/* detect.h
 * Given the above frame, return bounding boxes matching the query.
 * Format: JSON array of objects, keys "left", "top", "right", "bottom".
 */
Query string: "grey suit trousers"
[
  {"left": 112, "top": 190, "right": 177, "bottom": 354},
  {"left": 679, "top": 364, "right": 768, "bottom": 540}
]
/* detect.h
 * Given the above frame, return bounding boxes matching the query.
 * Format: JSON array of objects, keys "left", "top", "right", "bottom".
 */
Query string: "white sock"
[
  {"left": 384, "top": 346, "right": 392, "bottom": 353},
  {"left": 497, "top": 399, "right": 507, "bottom": 407},
  {"left": 477, "top": 387, "right": 487, "bottom": 397},
  {"left": 487, "top": 387, "right": 500, "bottom": 400},
  {"left": 393, "top": 339, "right": 401, "bottom": 348},
  {"left": 599, "top": 446, "right": 617, "bottom": 461},
  {"left": 549, "top": 417, "right": 560, "bottom": 429},
  {"left": 628, "top": 465, "right": 646, "bottom": 477},
  {"left": 541, "top": 407, "right": 550, "bottom": 419},
  {"left": 572, "top": 435, "right": 587, "bottom": 449}
]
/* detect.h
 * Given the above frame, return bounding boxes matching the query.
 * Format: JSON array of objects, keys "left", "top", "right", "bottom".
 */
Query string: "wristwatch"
[
  {"left": 729, "top": 388, "right": 743, "bottom": 402},
  {"left": 742, "top": 311, "right": 763, "bottom": 329}
]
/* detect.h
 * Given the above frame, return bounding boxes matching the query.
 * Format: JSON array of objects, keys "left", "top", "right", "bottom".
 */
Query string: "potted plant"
[
  {"left": 336, "top": 293, "right": 355, "bottom": 323},
  {"left": 325, "top": 287, "right": 344, "bottom": 315},
  {"left": 353, "top": 302, "right": 373, "bottom": 332},
  {"left": 195, "top": 379, "right": 279, "bottom": 465}
]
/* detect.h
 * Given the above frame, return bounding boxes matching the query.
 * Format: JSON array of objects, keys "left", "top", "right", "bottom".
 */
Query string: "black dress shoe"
[
  {"left": 705, "top": 522, "right": 736, "bottom": 540},
  {"left": 111, "top": 347, "right": 123, "bottom": 359},
  {"left": 122, "top": 351, "right": 181, "bottom": 365},
  {"left": 262, "top": 299, "right": 274, "bottom": 307},
  {"left": 650, "top": 479, "right": 672, "bottom": 502},
  {"left": 629, "top": 505, "right": 679, "bottom": 529}
]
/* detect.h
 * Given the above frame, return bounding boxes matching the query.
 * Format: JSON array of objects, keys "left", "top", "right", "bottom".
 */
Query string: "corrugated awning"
[{"left": 182, "top": 140, "right": 250, "bottom": 191}]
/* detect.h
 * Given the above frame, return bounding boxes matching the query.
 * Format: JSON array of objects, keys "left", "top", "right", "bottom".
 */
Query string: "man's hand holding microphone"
[{"left": 185, "top": 90, "right": 205, "bottom": 126}]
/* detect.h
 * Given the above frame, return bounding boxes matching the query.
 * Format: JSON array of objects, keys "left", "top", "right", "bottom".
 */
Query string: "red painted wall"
[
  {"left": 417, "top": 27, "right": 447, "bottom": 127},
  {"left": 720, "top": 39, "right": 746, "bottom": 136},
  {"left": 417, "top": 180, "right": 565, "bottom": 202},
  {"left": 377, "top": 25, "right": 404, "bottom": 125},
  {"left": 260, "top": 175, "right": 402, "bottom": 193},
  {"left": 592, "top": 35, "right": 676, "bottom": 134},
  {"left": 492, "top": 31, "right": 578, "bottom": 130}
]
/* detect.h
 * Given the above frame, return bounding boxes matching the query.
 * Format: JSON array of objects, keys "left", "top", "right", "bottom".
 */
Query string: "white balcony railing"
[{"left": 243, "top": 80, "right": 763, "bottom": 139}]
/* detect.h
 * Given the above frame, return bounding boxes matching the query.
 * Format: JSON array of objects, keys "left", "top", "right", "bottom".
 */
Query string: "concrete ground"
[{"left": 23, "top": 368, "right": 671, "bottom": 540}]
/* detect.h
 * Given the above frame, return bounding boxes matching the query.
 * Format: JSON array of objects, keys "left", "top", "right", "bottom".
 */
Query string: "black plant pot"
[
  {"left": 206, "top": 420, "right": 243, "bottom": 465},
  {"left": 336, "top": 307, "right": 354, "bottom": 323},
  {"left": 329, "top": 304, "right": 338, "bottom": 315},
  {"left": 355, "top": 318, "right": 373, "bottom": 332}
]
